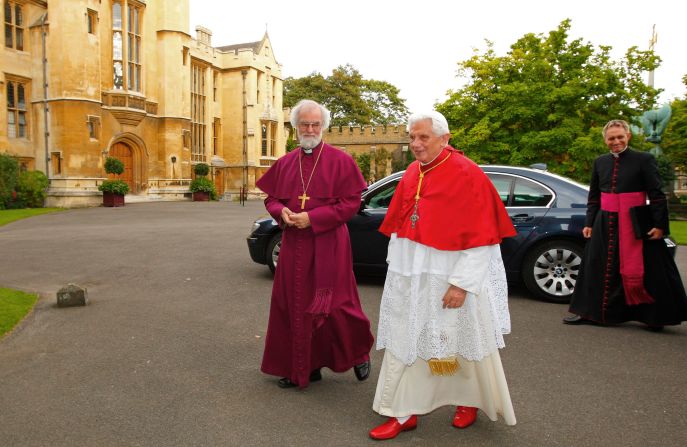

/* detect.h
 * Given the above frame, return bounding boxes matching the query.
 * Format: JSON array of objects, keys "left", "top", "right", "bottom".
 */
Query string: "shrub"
[
  {"left": 189, "top": 176, "right": 217, "bottom": 200},
  {"left": 98, "top": 179, "right": 130, "bottom": 195},
  {"left": 392, "top": 149, "right": 415, "bottom": 173},
  {"left": 104, "top": 157, "right": 125, "bottom": 175},
  {"left": 15, "top": 171, "right": 49, "bottom": 208},
  {"left": 352, "top": 152, "right": 371, "bottom": 181},
  {"left": 286, "top": 136, "right": 298, "bottom": 152},
  {"left": 193, "top": 163, "right": 210, "bottom": 177},
  {"left": 0, "top": 153, "right": 19, "bottom": 210}
]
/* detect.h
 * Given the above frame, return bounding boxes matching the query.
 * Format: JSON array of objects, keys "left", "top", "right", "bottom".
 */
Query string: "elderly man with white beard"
[{"left": 256, "top": 99, "right": 374, "bottom": 389}]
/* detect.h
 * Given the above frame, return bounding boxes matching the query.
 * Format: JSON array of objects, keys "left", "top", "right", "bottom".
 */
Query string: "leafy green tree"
[
  {"left": 285, "top": 134, "right": 298, "bottom": 152},
  {"left": 662, "top": 75, "right": 687, "bottom": 170},
  {"left": 655, "top": 155, "right": 675, "bottom": 193},
  {"left": 436, "top": 20, "right": 661, "bottom": 182},
  {"left": 352, "top": 152, "right": 371, "bottom": 181},
  {"left": 284, "top": 64, "right": 408, "bottom": 126},
  {"left": 392, "top": 149, "right": 414, "bottom": 173}
]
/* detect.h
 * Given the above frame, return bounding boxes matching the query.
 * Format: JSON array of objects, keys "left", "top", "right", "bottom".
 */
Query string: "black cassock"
[{"left": 569, "top": 148, "right": 687, "bottom": 325}]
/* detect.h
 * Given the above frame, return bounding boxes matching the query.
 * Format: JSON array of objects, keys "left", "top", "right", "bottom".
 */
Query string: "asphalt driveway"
[{"left": 1, "top": 201, "right": 686, "bottom": 446}]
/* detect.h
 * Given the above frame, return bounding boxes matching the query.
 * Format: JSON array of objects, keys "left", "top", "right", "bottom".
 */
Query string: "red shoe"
[
  {"left": 453, "top": 406, "right": 478, "bottom": 428},
  {"left": 369, "top": 415, "right": 417, "bottom": 440}
]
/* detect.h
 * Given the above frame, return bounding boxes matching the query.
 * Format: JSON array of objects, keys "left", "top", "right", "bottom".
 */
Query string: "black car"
[{"left": 247, "top": 165, "right": 677, "bottom": 304}]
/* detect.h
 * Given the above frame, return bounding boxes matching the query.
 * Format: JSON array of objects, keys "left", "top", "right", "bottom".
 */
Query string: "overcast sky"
[{"left": 190, "top": 0, "right": 687, "bottom": 113}]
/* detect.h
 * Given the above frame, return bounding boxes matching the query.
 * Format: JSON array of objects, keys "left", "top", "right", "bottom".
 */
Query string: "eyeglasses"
[{"left": 298, "top": 122, "right": 322, "bottom": 130}]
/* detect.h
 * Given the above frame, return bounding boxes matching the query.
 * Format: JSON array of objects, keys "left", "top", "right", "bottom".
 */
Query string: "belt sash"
[{"left": 600, "top": 192, "right": 654, "bottom": 305}]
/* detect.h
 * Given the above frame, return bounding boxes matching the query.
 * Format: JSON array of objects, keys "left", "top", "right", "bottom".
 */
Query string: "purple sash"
[{"left": 601, "top": 192, "right": 654, "bottom": 305}]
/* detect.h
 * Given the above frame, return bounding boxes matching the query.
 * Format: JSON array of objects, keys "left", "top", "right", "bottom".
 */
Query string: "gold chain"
[
  {"left": 410, "top": 151, "right": 451, "bottom": 228},
  {"left": 414, "top": 152, "right": 452, "bottom": 200}
]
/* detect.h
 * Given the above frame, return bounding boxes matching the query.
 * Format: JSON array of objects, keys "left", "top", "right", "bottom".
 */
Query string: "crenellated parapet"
[
  {"left": 320, "top": 124, "right": 411, "bottom": 183},
  {"left": 322, "top": 124, "right": 410, "bottom": 156},
  {"left": 324, "top": 124, "right": 409, "bottom": 143}
]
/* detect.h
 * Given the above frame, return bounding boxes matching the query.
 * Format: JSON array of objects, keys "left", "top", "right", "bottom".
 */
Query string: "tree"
[
  {"left": 352, "top": 152, "right": 371, "bottom": 181},
  {"left": 662, "top": 75, "right": 687, "bottom": 170},
  {"left": 392, "top": 149, "right": 414, "bottom": 173},
  {"left": 436, "top": 20, "right": 661, "bottom": 182},
  {"left": 284, "top": 64, "right": 408, "bottom": 126}
]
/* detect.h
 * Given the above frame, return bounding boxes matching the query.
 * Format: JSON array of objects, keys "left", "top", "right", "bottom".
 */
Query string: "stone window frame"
[
  {"left": 126, "top": 2, "right": 143, "bottom": 92},
  {"left": 212, "top": 70, "right": 218, "bottom": 102},
  {"left": 50, "top": 151, "right": 62, "bottom": 176},
  {"left": 256, "top": 71, "right": 261, "bottom": 105},
  {"left": 261, "top": 122, "right": 267, "bottom": 157},
  {"left": 86, "top": 8, "right": 98, "bottom": 34},
  {"left": 191, "top": 61, "right": 208, "bottom": 163},
  {"left": 182, "top": 129, "right": 191, "bottom": 149},
  {"left": 111, "top": 1, "right": 145, "bottom": 91},
  {"left": 112, "top": 2, "right": 124, "bottom": 89},
  {"left": 260, "top": 121, "right": 277, "bottom": 157},
  {"left": 212, "top": 118, "right": 221, "bottom": 156},
  {"left": 4, "top": 0, "right": 23, "bottom": 51},
  {"left": 6, "top": 75, "right": 29, "bottom": 139},
  {"left": 86, "top": 115, "right": 101, "bottom": 140}
]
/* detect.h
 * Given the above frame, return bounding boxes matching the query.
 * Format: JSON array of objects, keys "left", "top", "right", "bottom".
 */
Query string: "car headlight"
[{"left": 249, "top": 221, "right": 260, "bottom": 236}]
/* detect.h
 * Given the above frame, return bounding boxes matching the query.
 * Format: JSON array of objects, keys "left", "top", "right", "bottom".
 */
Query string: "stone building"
[
  {"left": 0, "top": 0, "right": 285, "bottom": 207},
  {"left": 323, "top": 125, "right": 410, "bottom": 182}
]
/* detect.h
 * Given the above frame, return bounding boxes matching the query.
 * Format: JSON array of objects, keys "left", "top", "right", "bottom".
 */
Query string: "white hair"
[
  {"left": 408, "top": 111, "right": 450, "bottom": 136},
  {"left": 289, "top": 99, "right": 331, "bottom": 129}
]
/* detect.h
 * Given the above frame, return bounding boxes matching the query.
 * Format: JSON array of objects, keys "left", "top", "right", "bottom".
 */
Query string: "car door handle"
[{"left": 511, "top": 214, "right": 534, "bottom": 223}]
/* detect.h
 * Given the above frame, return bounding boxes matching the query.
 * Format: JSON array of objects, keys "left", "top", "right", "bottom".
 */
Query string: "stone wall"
[{"left": 323, "top": 125, "right": 411, "bottom": 182}]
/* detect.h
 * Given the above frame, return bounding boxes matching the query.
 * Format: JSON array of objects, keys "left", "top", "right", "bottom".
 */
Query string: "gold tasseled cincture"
[{"left": 428, "top": 357, "right": 460, "bottom": 376}]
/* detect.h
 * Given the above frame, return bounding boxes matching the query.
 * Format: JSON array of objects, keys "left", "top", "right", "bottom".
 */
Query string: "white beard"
[
  {"left": 299, "top": 135, "right": 322, "bottom": 150},
  {"left": 297, "top": 128, "right": 323, "bottom": 151}
]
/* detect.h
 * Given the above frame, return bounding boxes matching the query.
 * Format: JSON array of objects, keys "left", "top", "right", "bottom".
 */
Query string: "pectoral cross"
[
  {"left": 298, "top": 192, "right": 310, "bottom": 210},
  {"left": 410, "top": 202, "right": 419, "bottom": 228}
]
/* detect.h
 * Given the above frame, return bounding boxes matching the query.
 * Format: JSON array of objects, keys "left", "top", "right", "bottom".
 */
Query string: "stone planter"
[
  {"left": 192, "top": 191, "right": 210, "bottom": 202},
  {"left": 103, "top": 192, "right": 125, "bottom": 207}
]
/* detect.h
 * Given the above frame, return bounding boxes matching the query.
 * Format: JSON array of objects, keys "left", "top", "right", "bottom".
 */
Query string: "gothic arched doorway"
[{"left": 109, "top": 142, "right": 134, "bottom": 192}]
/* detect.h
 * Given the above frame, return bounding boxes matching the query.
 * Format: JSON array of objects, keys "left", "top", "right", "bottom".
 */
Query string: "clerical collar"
[
  {"left": 421, "top": 147, "right": 449, "bottom": 167},
  {"left": 610, "top": 146, "right": 628, "bottom": 158},
  {"left": 301, "top": 141, "right": 324, "bottom": 155}
]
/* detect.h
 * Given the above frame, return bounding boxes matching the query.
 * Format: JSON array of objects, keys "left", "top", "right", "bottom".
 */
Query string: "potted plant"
[
  {"left": 190, "top": 163, "right": 216, "bottom": 201},
  {"left": 98, "top": 157, "right": 129, "bottom": 207}
]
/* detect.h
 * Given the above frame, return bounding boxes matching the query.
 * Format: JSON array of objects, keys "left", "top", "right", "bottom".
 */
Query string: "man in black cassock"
[{"left": 564, "top": 119, "right": 687, "bottom": 331}]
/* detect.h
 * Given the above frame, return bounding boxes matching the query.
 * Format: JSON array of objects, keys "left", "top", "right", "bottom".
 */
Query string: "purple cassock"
[{"left": 256, "top": 142, "right": 374, "bottom": 388}]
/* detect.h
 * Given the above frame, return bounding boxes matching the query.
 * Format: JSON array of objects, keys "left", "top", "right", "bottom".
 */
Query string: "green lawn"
[
  {"left": 0, "top": 208, "right": 62, "bottom": 227},
  {"left": 671, "top": 220, "right": 687, "bottom": 245},
  {"left": 0, "top": 288, "right": 38, "bottom": 338}
]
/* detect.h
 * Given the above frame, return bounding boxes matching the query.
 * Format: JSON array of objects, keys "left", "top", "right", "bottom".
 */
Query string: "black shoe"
[
  {"left": 277, "top": 377, "right": 297, "bottom": 388},
  {"left": 277, "top": 369, "right": 322, "bottom": 388},
  {"left": 645, "top": 325, "right": 664, "bottom": 332},
  {"left": 309, "top": 368, "right": 322, "bottom": 382},
  {"left": 354, "top": 360, "right": 371, "bottom": 381},
  {"left": 563, "top": 315, "right": 596, "bottom": 325}
]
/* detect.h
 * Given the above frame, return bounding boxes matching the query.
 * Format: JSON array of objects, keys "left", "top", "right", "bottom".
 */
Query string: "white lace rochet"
[{"left": 376, "top": 234, "right": 511, "bottom": 365}]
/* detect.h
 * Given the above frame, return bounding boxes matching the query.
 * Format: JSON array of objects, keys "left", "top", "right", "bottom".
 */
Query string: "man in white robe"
[{"left": 369, "top": 111, "right": 517, "bottom": 440}]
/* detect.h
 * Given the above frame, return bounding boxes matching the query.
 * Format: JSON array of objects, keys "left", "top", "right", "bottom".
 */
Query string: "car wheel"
[
  {"left": 266, "top": 232, "right": 281, "bottom": 273},
  {"left": 522, "top": 240, "right": 583, "bottom": 304}
]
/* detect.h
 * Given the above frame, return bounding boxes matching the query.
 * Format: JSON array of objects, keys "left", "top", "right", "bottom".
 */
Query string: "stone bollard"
[{"left": 56, "top": 283, "right": 88, "bottom": 307}]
